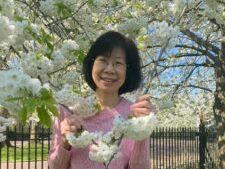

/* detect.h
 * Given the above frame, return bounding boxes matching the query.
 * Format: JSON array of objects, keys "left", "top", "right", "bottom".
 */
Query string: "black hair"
[{"left": 82, "top": 31, "right": 142, "bottom": 95}]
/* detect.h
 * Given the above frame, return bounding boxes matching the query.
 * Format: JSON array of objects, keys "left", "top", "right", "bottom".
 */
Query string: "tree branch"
[{"left": 181, "top": 29, "right": 220, "bottom": 56}]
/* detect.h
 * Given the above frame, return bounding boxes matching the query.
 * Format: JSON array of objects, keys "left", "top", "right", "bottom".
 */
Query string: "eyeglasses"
[{"left": 94, "top": 57, "right": 127, "bottom": 70}]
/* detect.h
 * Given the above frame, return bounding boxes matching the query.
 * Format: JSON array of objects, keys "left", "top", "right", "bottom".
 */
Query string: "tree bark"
[{"left": 214, "top": 28, "right": 225, "bottom": 169}]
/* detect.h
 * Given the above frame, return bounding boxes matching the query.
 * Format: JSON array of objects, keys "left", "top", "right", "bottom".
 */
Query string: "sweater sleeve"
[
  {"left": 127, "top": 138, "right": 151, "bottom": 169},
  {"left": 48, "top": 105, "right": 72, "bottom": 169}
]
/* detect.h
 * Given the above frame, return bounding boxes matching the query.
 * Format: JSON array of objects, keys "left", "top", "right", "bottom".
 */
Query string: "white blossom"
[
  {"left": 117, "top": 17, "right": 148, "bottom": 33},
  {"left": 148, "top": 21, "right": 179, "bottom": 49},
  {"left": 123, "top": 113, "right": 157, "bottom": 140},
  {"left": 55, "top": 84, "right": 81, "bottom": 106},
  {"left": 0, "top": 0, "right": 14, "bottom": 18},
  {"left": 0, "top": 70, "right": 42, "bottom": 114},
  {"left": 0, "top": 15, "right": 16, "bottom": 47},
  {"left": 39, "top": 0, "right": 58, "bottom": 16},
  {"left": 66, "top": 131, "right": 102, "bottom": 148},
  {"left": 89, "top": 140, "right": 120, "bottom": 165},
  {"left": 60, "top": 39, "right": 79, "bottom": 60},
  {"left": 69, "top": 95, "right": 99, "bottom": 118},
  {"left": 20, "top": 52, "right": 54, "bottom": 82}
]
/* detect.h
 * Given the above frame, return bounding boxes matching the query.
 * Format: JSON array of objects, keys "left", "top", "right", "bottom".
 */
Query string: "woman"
[{"left": 48, "top": 31, "right": 156, "bottom": 169}]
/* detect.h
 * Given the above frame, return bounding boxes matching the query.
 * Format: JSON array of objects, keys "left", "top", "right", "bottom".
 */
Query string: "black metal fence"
[
  {"left": 0, "top": 125, "right": 51, "bottom": 169},
  {"left": 0, "top": 123, "right": 218, "bottom": 169},
  {"left": 150, "top": 125, "right": 218, "bottom": 169}
]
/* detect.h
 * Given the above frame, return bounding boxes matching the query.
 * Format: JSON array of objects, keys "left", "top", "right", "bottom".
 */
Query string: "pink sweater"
[{"left": 48, "top": 98, "right": 151, "bottom": 169}]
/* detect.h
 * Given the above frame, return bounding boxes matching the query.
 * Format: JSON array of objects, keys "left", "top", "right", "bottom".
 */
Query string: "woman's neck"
[{"left": 95, "top": 90, "right": 121, "bottom": 110}]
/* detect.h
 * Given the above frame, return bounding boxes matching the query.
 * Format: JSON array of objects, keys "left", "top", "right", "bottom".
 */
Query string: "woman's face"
[{"left": 92, "top": 47, "right": 127, "bottom": 95}]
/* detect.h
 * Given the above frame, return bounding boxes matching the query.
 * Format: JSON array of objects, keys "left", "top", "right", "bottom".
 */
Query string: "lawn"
[{"left": 0, "top": 142, "right": 49, "bottom": 162}]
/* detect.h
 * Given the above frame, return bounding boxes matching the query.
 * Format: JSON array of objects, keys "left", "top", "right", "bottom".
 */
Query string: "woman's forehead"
[{"left": 100, "top": 47, "right": 126, "bottom": 59}]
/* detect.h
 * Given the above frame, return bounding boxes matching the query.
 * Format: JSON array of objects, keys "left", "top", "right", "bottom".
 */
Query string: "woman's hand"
[
  {"left": 60, "top": 114, "right": 85, "bottom": 150},
  {"left": 130, "top": 94, "right": 157, "bottom": 117}
]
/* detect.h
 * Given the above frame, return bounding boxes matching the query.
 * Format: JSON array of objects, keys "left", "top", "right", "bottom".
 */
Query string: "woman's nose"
[{"left": 104, "top": 62, "right": 116, "bottom": 72}]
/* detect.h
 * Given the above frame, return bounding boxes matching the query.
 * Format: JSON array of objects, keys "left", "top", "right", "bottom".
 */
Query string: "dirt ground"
[{"left": 1, "top": 161, "right": 49, "bottom": 169}]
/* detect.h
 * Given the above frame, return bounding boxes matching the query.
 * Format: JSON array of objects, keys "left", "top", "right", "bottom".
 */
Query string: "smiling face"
[{"left": 92, "top": 47, "right": 127, "bottom": 95}]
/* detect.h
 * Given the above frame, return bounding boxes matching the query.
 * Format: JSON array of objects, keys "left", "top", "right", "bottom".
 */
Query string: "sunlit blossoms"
[
  {"left": 117, "top": 16, "right": 148, "bottom": 34},
  {"left": 0, "top": 0, "right": 14, "bottom": 18},
  {"left": 0, "top": 70, "right": 42, "bottom": 114},
  {"left": 60, "top": 39, "right": 79, "bottom": 60},
  {"left": 66, "top": 131, "right": 101, "bottom": 148},
  {"left": 0, "top": 0, "right": 223, "bottom": 166},
  {"left": 56, "top": 85, "right": 99, "bottom": 118},
  {"left": 149, "top": 21, "right": 179, "bottom": 49},
  {"left": 39, "top": 0, "right": 58, "bottom": 16},
  {"left": 123, "top": 113, "right": 157, "bottom": 140},
  {"left": 20, "top": 52, "right": 54, "bottom": 82},
  {"left": 89, "top": 140, "right": 120, "bottom": 165},
  {"left": 0, "top": 15, "right": 16, "bottom": 47}
]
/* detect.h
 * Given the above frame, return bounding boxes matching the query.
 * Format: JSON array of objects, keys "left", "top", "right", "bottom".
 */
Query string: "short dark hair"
[{"left": 82, "top": 31, "right": 142, "bottom": 95}]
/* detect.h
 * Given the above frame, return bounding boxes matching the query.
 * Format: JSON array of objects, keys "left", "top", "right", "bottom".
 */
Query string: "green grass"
[{"left": 0, "top": 143, "right": 49, "bottom": 162}]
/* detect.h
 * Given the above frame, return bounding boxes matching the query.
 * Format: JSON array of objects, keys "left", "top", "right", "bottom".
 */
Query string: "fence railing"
[{"left": 0, "top": 124, "right": 218, "bottom": 169}]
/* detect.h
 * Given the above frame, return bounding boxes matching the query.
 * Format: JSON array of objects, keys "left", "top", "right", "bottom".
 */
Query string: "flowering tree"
[{"left": 0, "top": 0, "right": 225, "bottom": 168}]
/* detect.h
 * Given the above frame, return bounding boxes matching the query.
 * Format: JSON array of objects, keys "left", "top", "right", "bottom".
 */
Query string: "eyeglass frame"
[{"left": 93, "top": 56, "right": 128, "bottom": 70}]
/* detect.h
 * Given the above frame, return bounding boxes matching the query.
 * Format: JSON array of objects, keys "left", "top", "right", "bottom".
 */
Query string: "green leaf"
[
  {"left": 87, "top": 0, "right": 94, "bottom": 5},
  {"left": 14, "top": 15, "right": 24, "bottom": 22},
  {"left": 75, "top": 50, "right": 85, "bottom": 63},
  {"left": 40, "top": 88, "right": 51, "bottom": 100},
  {"left": 37, "top": 106, "right": 52, "bottom": 128},
  {"left": 46, "top": 103, "right": 58, "bottom": 116},
  {"left": 19, "top": 106, "right": 27, "bottom": 124},
  {"left": 55, "top": 3, "right": 72, "bottom": 17},
  {"left": 24, "top": 98, "right": 36, "bottom": 113},
  {"left": 6, "top": 96, "right": 23, "bottom": 102}
]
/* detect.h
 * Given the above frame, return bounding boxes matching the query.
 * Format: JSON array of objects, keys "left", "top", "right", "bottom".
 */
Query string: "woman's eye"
[
  {"left": 97, "top": 58, "right": 106, "bottom": 62},
  {"left": 116, "top": 61, "right": 124, "bottom": 65}
]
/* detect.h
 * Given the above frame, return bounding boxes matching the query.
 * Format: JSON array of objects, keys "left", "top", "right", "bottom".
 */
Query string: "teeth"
[
  {"left": 102, "top": 78, "right": 114, "bottom": 82},
  {"left": 104, "top": 79, "right": 113, "bottom": 82}
]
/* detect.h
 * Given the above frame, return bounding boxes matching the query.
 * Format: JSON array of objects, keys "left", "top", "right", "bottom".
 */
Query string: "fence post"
[{"left": 199, "top": 120, "right": 207, "bottom": 169}]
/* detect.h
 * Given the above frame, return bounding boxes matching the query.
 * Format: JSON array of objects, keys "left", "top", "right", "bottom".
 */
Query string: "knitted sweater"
[{"left": 48, "top": 98, "right": 151, "bottom": 169}]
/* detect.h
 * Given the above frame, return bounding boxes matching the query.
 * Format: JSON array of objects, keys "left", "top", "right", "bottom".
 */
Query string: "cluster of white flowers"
[
  {"left": 51, "top": 51, "right": 66, "bottom": 70},
  {"left": 69, "top": 95, "right": 99, "bottom": 118},
  {"left": 60, "top": 39, "right": 79, "bottom": 60},
  {"left": 12, "top": 21, "right": 32, "bottom": 48},
  {"left": 55, "top": 84, "right": 80, "bottom": 106},
  {"left": 0, "top": 70, "right": 42, "bottom": 114},
  {"left": 39, "top": 0, "right": 58, "bottom": 16},
  {"left": 169, "top": 0, "right": 187, "bottom": 15},
  {"left": 66, "top": 131, "right": 102, "bottom": 148},
  {"left": 159, "top": 97, "right": 175, "bottom": 110},
  {"left": 0, "top": 15, "right": 16, "bottom": 47},
  {"left": 123, "top": 113, "right": 157, "bottom": 140},
  {"left": 66, "top": 111, "right": 157, "bottom": 164},
  {"left": 39, "top": 0, "right": 81, "bottom": 17},
  {"left": 117, "top": 16, "right": 148, "bottom": 34},
  {"left": 148, "top": 21, "right": 179, "bottom": 49},
  {"left": 0, "top": 0, "right": 14, "bottom": 18},
  {"left": 55, "top": 85, "right": 99, "bottom": 118},
  {"left": 0, "top": 116, "right": 16, "bottom": 142},
  {"left": 89, "top": 140, "right": 120, "bottom": 165},
  {"left": 20, "top": 52, "right": 54, "bottom": 82},
  {"left": 204, "top": 1, "right": 225, "bottom": 25}
]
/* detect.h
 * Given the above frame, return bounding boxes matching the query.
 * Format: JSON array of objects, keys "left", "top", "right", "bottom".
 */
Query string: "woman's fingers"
[
  {"left": 62, "top": 124, "right": 77, "bottom": 133},
  {"left": 130, "top": 107, "right": 150, "bottom": 117},
  {"left": 68, "top": 115, "right": 84, "bottom": 127},
  {"left": 130, "top": 94, "right": 157, "bottom": 117},
  {"left": 61, "top": 115, "right": 85, "bottom": 135},
  {"left": 130, "top": 100, "right": 151, "bottom": 109},
  {"left": 135, "top": 94, "right": 150, "bottom": 102}
]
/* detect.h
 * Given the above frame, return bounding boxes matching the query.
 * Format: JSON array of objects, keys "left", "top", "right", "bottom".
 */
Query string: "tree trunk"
[{"left": 214, "top": 29, "right": 225, "bottom": 169}]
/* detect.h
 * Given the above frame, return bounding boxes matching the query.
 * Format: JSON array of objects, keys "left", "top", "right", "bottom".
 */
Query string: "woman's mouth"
[{"left": 100, "top": 77, "right": 116, "bottom": 83}]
